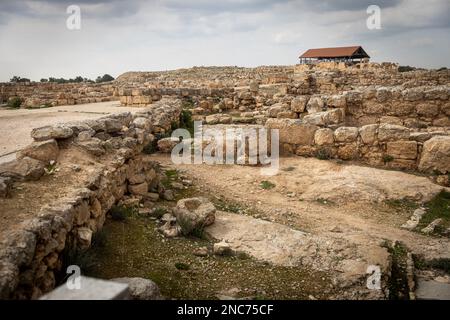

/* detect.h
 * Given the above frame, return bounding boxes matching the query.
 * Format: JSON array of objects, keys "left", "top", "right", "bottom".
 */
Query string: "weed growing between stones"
[
  {"left": 260, "top": 181, "right": 275, "bottom": 190},
  {"left": 315, "top": 147, "right": 332, "bottom": 160},
  {"left": 382, "top": 240, "right": 409, "bottom": 300},
  {"left": 110, "top": 204, "right": 138, "bottom": 221},
  {"left": 417, "top": 190, "right": 450, "bottom": 236}
]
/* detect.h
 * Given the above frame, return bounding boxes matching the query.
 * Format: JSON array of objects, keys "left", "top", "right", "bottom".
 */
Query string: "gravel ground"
[{"left": 0, "top": 101, "right": 146, "bottom": 163}]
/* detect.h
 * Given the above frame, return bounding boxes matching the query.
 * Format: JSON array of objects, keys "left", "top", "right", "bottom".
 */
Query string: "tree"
[
  {"left": 96, "top": 74, "right": 115, "bottom": 83},
  {"left": 10, "top": 76, "right": 30, "bottom": 83}
]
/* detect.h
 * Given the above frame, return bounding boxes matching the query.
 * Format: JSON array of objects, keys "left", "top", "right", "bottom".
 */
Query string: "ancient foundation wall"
[
  {"left": 0, "top": 99, "right": 182, "bottom": 299},
  {"left": 0, "top": 82, "right": 117, "bottom": 108}
]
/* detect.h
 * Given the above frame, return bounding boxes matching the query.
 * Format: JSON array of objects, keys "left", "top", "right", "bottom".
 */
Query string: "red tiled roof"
[{"left": 299, "top": 46, "right": 368, "bottom": 58}]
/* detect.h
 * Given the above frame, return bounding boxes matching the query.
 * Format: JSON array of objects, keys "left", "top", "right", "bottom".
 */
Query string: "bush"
[
  {"left": 95, "top": 74, "right": 115, "bottom": 83},
  {"left": 109, "top": 205, "right": 137, "bottom": 221},
  {"left": 383, "top": 154, "right": 394, "bottom": 163},
  {"left": 7, "top": 97, "right": 23, "bottom": 109},
  {"left": 10, "top": 76, "right": 30, "bottom": 83},
  {"left": 179, "top": 109, "right": 194, "bottom": 135},
  {"left": 398, "top": 66, "right": 415, "bottom": 73},
  {"left": 315, "top": 147, "right": 332, "bottom": 160},
  {"left": 260, "top": 181, "right": 275, "bottom": 190}
]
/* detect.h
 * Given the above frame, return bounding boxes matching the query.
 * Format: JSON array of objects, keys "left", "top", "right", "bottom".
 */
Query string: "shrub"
[
  {"left": 95, "top": 74, "right": 115, "bottom": 83},
  {"left": 398, "top": 66, "right": 415, "bottom": 73},
  {"left": 260, "top": 181, "right": 275, "bottom": 190},
  {"left": 7, "top": 97, "right": 23, "bottom": 109},
  {"left": 109, "top": 205, "right": 137, "bottom": 221},
  {"left": 383, "top": 154, "right": 394, "bottom": 163},
  {"left": 179, "top": 109, "right": 194, "bottom": 135},
  {"left": 315, "top": 147, "right": 332, "bottom": 160}
]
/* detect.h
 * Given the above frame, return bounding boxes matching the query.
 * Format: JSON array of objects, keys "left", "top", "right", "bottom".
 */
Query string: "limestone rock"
[
  {"left": 378, "top": 124, "right": 409, "bottom": 142},
  {"left": 112, "top": 277, "right": 162, "bottom": 300},
  {"left": 334, "top": 127, "right": 358, "bottom": 142},
  {"left": 314, "top": 128, "right": 334, "bottom": 146},
  {"left": 401, "top": 208, "right": 426, "bottom": 230},
  {"left": 17, "top": 139, "right": 59, "bottom": 163},
  {"left": 173, "top": 197, "right": 216, "bottom": 235},
  {"left": 386, "top": 141, "right": 418, "bottom": 160},
  {"left": 31, "top": 125, "right": 73, "bottom": 141},
  {"left": 418, "top": 136, "right": 450, "bottom": 173},
  {"left": 359, "top": 124, "right": 378, "bottom": 145},
  {"left": 306, "top": 96, "right": 324, "bottom": 113},
  {"left": 0, "top": 157, "right": 46, "bottom": 181},
  {"left": 157, "top": 137, "right": 179, "bottom": 153},
  {"left": 77, "top": 227, "right": 93, "bottom": 249},
  {"left": 290, "top": 96, "right": 308, "bottom": 113},
  {"left": 266, "top": 118, "right": 317, "bottom": 145},
  {"left": 213, "top": 240, "right": 232, "bottom": 256},
  {"left": 163, "top": 190, "right": 175, "bottom": 201},
  {"left": 421, "top": 218, "right": 442, "bottom": 234},
  {"left": 128, "top": 182, "right": 148, "bottom": 196}
]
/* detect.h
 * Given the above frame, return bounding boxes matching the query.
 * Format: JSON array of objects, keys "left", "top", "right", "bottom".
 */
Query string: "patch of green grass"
[
  {"left": 382, "top": 241, "right": 409, "bottom": 300},
  {"left": 109, "top": 205, "right": 138, "bottom": 221},
  {"left": 413, "top": 255, "right": 450, "bottom": 273},
  {"left": 161, "top": 169, "right": 179, "bottom": 188},
  {"left": 152, "top": 207, "right": 167, "bottom": 219},
  {"left": 417, "top": 190, "right": 450, "bottom": 235},
  {"left": 175, "top": 262, "right": 190, "bottom": 270},
  {"left": 384, "top": 198, "right": 419, "bottom": 211},
  {"left": 165, "top": 169, "right": 178, "bottom": 179},
  {"left": 213, "top": 199, "right": 242, "bottom": 213},
  {"left": 260, "top": 180, "right": 275, "bottom": 190}
]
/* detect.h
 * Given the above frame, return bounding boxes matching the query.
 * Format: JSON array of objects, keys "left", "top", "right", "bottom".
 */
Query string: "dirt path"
[
  {"left": 0, "top": 102, "right": 146, "bottom": 163},
  {"left": 152, "top": 154, "right": 450, "bottom": 261}
]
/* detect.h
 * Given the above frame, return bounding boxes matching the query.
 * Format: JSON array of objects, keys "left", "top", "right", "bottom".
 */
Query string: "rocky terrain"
[{"left": 0, "top": 61, "right": 449, "bottom": 300}]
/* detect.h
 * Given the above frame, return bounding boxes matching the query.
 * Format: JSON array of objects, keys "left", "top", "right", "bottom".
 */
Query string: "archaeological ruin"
[{"left": 0, "top": 61, "right": 449, "bottom": 300}]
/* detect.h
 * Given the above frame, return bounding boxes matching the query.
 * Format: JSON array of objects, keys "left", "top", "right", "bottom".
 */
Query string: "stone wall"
[
  {"left": 0, "top": 82, "right": 117, "bottom": 108},
  {"left": 266, "top": 118, "right": 450, "bottom": 174},
  {"left": 0, "top": 98, "right": 182, "bottom": 299}
]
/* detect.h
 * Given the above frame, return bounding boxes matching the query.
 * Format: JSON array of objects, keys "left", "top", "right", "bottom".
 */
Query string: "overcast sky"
[{"left": 0, "top": 0, "right": 449, "bottom": 81}]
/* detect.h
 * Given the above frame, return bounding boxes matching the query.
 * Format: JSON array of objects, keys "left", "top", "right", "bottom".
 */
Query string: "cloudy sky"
[{"left": 0, "top": 0, "right": 449, "bottom": 81}]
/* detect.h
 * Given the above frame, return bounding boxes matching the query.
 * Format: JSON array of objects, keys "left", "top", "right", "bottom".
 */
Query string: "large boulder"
[
  {"left": 378, "top": 124, "right": 409, "bottom": 142},
  {"left": 386, "top": 141, "right": 418, "bottom": 160},
  {"left": 112, "top": 277, "right": 162, "bottom": 300},
  {"left": 359, "top": 124, "right": 378, "bottom": 145},
  {"left": 0, "top": 157, "right": 46, "bottom": 181},
  {"left": 17, "top": 139, "right": 59, "bottom": 163},
  {"left": 306, "top": 97, "right": 324, "bottom": 114},
  {"left": 314, "top": 128, "right": 334, "bottom": 146},
  {"left": 334, "top": 127, "right": 358, "bottom": 142},
  {"left": 265, "top": 118, "right": 317, "bottom": 145},
  {"left": 418, "top": 136, "right": 450, "bottom": 173},
  {"left": 173, "top": 197, "right": 216, "bottom": 235},
  {"left": 290, "top": 96, "right": 309, "bottom": 113},
  {"left": 31, "top": 125, "right": 73, "bottom": 141},
  {"left": 157, "top": 137, "right": 179, "bottom": 153}
]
